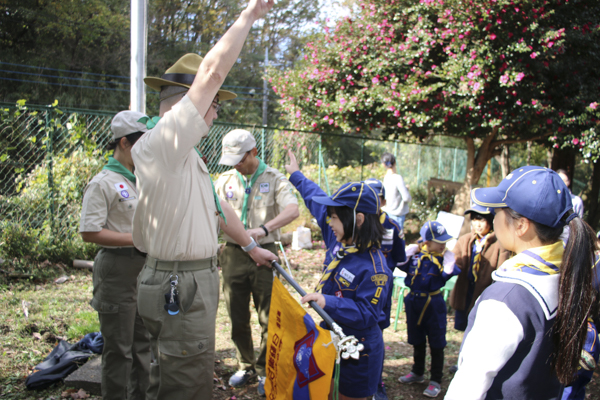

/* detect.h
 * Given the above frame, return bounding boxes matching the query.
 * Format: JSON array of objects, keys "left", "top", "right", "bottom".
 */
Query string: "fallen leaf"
[
  {"left": 32, "top": 332, "right": 42, "bottom": 340},
  {"left": 62, "top": 389, "right": 77, "bottom": 398}
]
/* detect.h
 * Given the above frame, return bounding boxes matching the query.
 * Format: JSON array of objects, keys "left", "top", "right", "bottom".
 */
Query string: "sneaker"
[
  {"left": 229, "top": 369, "right": 256, "bottom": 387},
  {"left": 449, "top": 364, "right": 458, "bottom": 373},
  {"left": 423, "top": 381, "right": 441, "bottom": 398},
  {"left": 398, "top": 372, "right": 425, "bottom": 384},
  {"left": 257, "top": 376, "right": 266, "bottom": 396},
  {"left": 373, "top": 382, "right": 388, "bottom": 400}
]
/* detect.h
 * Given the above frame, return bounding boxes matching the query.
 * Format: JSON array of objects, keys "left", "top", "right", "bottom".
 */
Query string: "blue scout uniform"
[
  {"left": 289, "top": 171, "right": 391, "bottom": 398},
  {"left": 399, "top": 245, "right": 458, "bottom": 349},
  {"left": 379, "top": 213, "right": 406, "bottom": 330}
]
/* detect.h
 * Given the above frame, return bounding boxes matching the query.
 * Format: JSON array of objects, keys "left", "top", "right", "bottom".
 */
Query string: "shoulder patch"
[{"left": 371, "top": 274, "right": 389, "bottom": 287}]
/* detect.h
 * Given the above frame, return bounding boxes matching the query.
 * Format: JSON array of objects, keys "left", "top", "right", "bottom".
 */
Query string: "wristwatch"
[{"left": 242, "top": 237, "right": 257, "bottom": 252}]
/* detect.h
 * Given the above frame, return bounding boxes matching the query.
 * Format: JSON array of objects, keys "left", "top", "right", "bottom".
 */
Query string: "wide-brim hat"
[
  {"left": 313, "top": 182, "right": 381, "bottom": 215},
  {"left": 144, "top": 53, "right": 237, "bottom": 101},
  {"left": 420, "top": 221, "right": 453, "bottom": 243},
  {"left": 471, "top": 166, "right": 573, "bottom": 228}
]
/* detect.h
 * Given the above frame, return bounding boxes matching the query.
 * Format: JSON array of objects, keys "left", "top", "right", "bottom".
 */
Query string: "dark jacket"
[{"left": 449, "top": 231, "right": 510, "bottom": 312}]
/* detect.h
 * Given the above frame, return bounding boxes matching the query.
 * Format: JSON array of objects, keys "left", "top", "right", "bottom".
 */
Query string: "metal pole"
[
  {"left": 45, "top": 108, "right": 55, "bottom": 234},
  {"left": 262, "top": 46, "right": 269, "bottom": 126},
  {"left": 438, "top": 145, "right": 442, "bottom": 179},
  {"left": 360, "top": 139, "right": 365, "bottom": 181},
  {"left": 452, "top": 148, "right": 457, "bottom": 182},
  {"left": 416, "top": 145, "right": 421, "bottom": 187},
  {"left": 318, "top": 137, "right": 322, "bottom": 188},
  {"left": 130, "top": 0, "right": 147, "bottom": 113}
]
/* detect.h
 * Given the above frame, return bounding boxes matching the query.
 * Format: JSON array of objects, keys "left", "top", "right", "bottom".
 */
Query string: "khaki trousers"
[
  {"left": 90, "top": 248, "right": 151, "bottom": 400},
  {"left": 137, "top": 256, "right": 219, "bottom": 400},
  {"left": 220, "top": 243, "right": 277, "bottom": 376}
]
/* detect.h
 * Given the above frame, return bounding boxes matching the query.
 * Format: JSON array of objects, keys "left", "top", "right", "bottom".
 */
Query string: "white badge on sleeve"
[{"left": 339, "top": 268, "right": 355, "bottom": 283}]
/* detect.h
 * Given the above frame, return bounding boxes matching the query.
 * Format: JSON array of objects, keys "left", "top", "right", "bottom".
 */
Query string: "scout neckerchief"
[
  {"left": 471, "top": 232, "right": 491, "bottom": 282},
  {"left": 236, "top": 157, "right": 267, "bottom": 228},
  {"left": 499, "top": 241, "right": 563, "bottom": 275},
  {"left": 102, "top": 156, "right": 136, "bottom": 184},
  {"left": 315, "top": 245, "right": 359, "bottom": 292},
  {"left": 411, "top": 244, "right": 444, "bottom": 285},
  {"left": 137, "top": 115, "right": 227, "bottom": 225}
]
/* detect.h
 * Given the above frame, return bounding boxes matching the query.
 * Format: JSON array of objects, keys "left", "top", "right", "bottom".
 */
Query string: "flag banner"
[{"left": 265, "top": 276, "right": 337, "bottom": 400}]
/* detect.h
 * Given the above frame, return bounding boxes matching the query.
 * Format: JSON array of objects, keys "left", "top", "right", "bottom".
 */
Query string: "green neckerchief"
[
  {"left": 237, "top": 157, "right": 267, "bottom": 228},
  {"left": 102, "top": 156, "right": 136, "bottom": 184},
  {"left": 194, "top": 148, "right": 227, "bottom": 225}
]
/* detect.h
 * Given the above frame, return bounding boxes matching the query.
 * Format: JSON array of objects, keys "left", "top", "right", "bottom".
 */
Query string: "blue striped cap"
[
  {"left": 313, "top": 182, "right": 380, "bottom": 215},
  {"left": 471, "top": 166, "right": 572, "bottom": 228},
  {"left": 420, "top": 221, "right": 453, "bottom": 243}
]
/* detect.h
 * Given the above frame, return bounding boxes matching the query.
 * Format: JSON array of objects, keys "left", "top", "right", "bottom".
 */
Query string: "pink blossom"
[
  {"left": 394, "top": 110, "right": 400, "bottom": 117},
  {"left": 590, "top": 102, "right": 598, "bottom": 110},
  {"left": 530, "top": 52, "right": 537, "bottom": 59},
  {"left": 473, "top": 82, "right": 481, "bottom": 91},
  {"left": 460, "top": 44, "right": 466, "bottom": 51},
  {"left": 316, "top": 100, "right": 323, "bottom": 106},
  {"left": 340, "top": 98, "right": 347, "bottom": 104},
  {"left": 412, "top": 36, "right": 419, "bottom": 42},
  {"left": 572, "top": 138, "right": 580, "bottom": 145},
  {"left": 295, "top": 111, "right": 301, "bottom": 118},
  {"left": 490, "top": 33, "right": 497, "bottom": 40},
  {"left": 515, "top": 72, "right": 525, "bottom": 82},
  {"left": 516, "top": 100, "right": 522, "bottom": 105},
  {"left": 311, "top": 122, "right": 317, "bottom": 128},
  {"left": 328, "top": 119, "right": 334, "bottom": 125},
  {"left": 323, "top": 115, "right": 329, "bottom": 120},
  {"left": 372, "top": 77, "right": 380, "bottom": 84},
  {"left": 500, "top": 74, "right": 509, "bottom": 84},
  {"left": 532, "top": 100, "right": 537, "bottom": 105},
  {"left": 547, "top": 41, "right": 554, "bottom": 48}
]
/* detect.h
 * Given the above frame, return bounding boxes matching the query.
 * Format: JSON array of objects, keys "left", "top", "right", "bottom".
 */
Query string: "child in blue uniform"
[
  {"left": 365, "top": 178, "right": 406, "bottom": 400},
  {"left": 446, "top": 166, "right": 599, "bottom": 399},
  {"left": 398, "top": 221, "right": 459, "bottom": 398},
  {"left": 286, "top": 151, "right": 391, "bottom": 400}
]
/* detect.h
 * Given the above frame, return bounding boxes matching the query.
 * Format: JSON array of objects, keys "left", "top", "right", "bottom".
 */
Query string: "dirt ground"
[{"left": 2, "top": 245, "right": 600, "bottom": 399}]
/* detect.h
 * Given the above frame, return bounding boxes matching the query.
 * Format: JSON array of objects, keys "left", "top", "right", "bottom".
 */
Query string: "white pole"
[
  {"left": 262, "top": 46, "right": 268, "bottom": 126},
  {"left": 130, "top": 0, "right": 147, "bottom": 113}
]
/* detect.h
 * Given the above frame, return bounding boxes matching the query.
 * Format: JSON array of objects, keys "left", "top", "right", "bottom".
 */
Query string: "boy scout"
[
  {"left": 130, "top": 1, "right": 276, "bottom": 399},
  {"left": 80, "top": 111, "right": 151, "bottom": 400},
  {"left": 215, "top": 129, "right": 299, "bottom": 395}
]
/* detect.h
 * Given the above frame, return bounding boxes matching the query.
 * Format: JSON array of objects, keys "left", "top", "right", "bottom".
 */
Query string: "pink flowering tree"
[{"left": 271, "top": 0, "right": 600, "bottom": 212}]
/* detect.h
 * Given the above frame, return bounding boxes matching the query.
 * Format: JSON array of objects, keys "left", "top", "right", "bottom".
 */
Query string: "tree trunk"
[
  {"left": 581, "top": 160, "right": 600, "bottom": 230},
  {"left": 495, "top": 144, "right": 510, "bottom": 178},
  {"left": 550, "top": 147, "right": 577, "bottom": 186},
  {"left": 451, "top": 128, "right": 500, "bottom": 215}
]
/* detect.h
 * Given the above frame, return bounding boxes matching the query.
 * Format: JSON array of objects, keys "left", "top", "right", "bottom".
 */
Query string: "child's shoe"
[
  {"left": 423, "top": 381, "right": 441, "bottom": 397},
  {"left": 373, "top": 382, "right": 388, "bottom": 400},
  {"left": 398, "top": 372, "right": 425, "bottom": 384}
]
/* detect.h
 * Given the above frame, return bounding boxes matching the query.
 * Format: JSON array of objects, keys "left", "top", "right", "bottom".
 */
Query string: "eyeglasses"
[
  {"left": 236, "top": 151, "right": 251, "bottom": 166},
  {"left": 211, "top": 101, "right": 222, "bottom": 114}
]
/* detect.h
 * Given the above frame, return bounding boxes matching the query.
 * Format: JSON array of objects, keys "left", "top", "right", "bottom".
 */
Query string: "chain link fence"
[{"left": 0, "top": 101, "right": 492, "bottom": 260}]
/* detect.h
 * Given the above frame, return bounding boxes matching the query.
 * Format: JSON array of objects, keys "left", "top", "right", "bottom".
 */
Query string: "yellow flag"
[{"left": 265, "top": 277, "right": 336, "bottom": 400}]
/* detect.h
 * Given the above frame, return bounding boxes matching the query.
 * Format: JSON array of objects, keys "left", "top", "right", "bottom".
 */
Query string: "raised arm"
[{"left": 187, "top": 0, "right": 274, "bottom": 116}]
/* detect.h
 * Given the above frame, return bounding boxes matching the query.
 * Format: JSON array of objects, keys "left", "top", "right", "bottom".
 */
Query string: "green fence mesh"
[{"left": 0, "top": 101, "right": 498, "bottom": 249}]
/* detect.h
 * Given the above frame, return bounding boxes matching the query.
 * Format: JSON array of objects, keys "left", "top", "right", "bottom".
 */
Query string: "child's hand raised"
[
  {"left": 285, "top": 150, "right": 300, "bottom": 175},
  {"left": 301, "top": 292, "right": 326, "bottom": 309}
]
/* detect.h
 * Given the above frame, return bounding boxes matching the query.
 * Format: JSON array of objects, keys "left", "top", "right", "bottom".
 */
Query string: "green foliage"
[{"left": 410, "top": 185, "right": 455, "bottom": 224}]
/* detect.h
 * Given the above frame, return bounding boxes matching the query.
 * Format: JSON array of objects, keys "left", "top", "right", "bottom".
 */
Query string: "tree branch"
[{"left": 493, "top": 132, "right": 553, "bottom": 146}]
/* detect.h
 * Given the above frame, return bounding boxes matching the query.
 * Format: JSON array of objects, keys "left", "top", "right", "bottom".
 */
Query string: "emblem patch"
[
  {"left": 339, "top": 268, "right": 355, "bottom": 283},
  {"left": 120, "top": 190, "right": 129, "bottom": 198},
  {"left": 436, "top": 225, "right": 445, "bottom": 235},
  {"left": 371, "top": 274, "right": 389, "bottom": 287},
  {"left": 338, "top": 277, "right": 351, "bottom": 287},
  {"left": 226, "top": 191, "right": 234, "bottom": 198},
  {"left": 114, "top": 182, "right": 128, "bottom": 192},
  {"left": 335, "top": 291, "right": 343, "bottom": 298},
  {"left": 259, "top": 182, "right": 270, "bottom": 193},
  {"left": 383, "top": 228, "right": 394, "bottom": 240}
]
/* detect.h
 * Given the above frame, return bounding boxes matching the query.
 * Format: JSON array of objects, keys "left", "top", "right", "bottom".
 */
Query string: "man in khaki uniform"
[
  {"left": 130, "top": 1, "right": 276, "bottom": 399},
  {"left": 80, "top": 111, "right": 151, "bottom": 400},
  {"left": 215, "top": 130, "right": 299, "bottom": 395}
]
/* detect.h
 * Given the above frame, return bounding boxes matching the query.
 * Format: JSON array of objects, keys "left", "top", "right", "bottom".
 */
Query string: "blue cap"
[
  {"left": 420, "top": 221, "right": 453, "bottom": 243},
  {"left": 313, "top": 182, "right": 381, "bottom": 215},
  {"left": 364, "top": 178, "right": 385, "bottom": 198},
  {"left": 464, "top": 192, "right": 495, "bottom": 216},
  {"left": 471, "top": 166, "right": 573, "bottom": 229}
]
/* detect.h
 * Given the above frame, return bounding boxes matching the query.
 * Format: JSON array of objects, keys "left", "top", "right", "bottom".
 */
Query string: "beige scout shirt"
[
  {"left": 215, "top": 166, "right": 297, "bottom": 245},
  {"left": 79, "top": 169, "right": 137, "bottom": 248},
  {"left": 131, "top": 96, "right": 220, "bottom": 261}
]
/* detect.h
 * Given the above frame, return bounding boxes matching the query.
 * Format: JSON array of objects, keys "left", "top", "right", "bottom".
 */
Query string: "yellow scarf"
[
  {"left": 471, "top": 233, "right": 491, "bottom": 282},
  {"left": 499, "top": 241, "right": 563, "bottom": 275},
  {"left": 411, "top": 244, "right": 444, "bottom": 285},
  {"left": 315, "top": 245, "right": 359, "bottom": 292}
]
